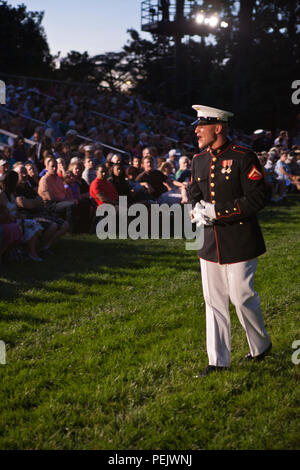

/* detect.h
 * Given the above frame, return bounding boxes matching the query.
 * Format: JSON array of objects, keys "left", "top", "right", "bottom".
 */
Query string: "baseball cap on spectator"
[
  {"left": 84, "top": 145, "right": 93, "bottom": 152},
  {"left": 66, "top": 129, "right": 77, "bottom": 136},
  {"left": 69, "top": 120, "right": 76, "bottom": 128},
  {"left": 168, "top": 149, "right": 177, "bottom": 157}
]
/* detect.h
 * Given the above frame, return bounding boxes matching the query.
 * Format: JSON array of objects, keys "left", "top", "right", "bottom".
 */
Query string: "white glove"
[
  {"left": 190, "top": 202, "right": 212, "bottom": 227},
  {"left": 200, "top": 200, "right": 216, "bottom": 221}
]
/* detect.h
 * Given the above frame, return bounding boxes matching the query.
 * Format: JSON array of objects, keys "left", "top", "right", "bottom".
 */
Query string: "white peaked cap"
[{"left": 191, "top": 105, "right": 234, "bottom": 125}]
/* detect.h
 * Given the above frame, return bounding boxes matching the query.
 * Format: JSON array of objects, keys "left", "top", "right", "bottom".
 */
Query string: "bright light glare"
[
  {"left": 220, "top": 21, "right": 229, "bottom": 28},
  {"left": 196, "top": 13, "right": 205, "bottom": 24},
  {"left": 208, "top": 16, "right": 219, "bottom": 28}
]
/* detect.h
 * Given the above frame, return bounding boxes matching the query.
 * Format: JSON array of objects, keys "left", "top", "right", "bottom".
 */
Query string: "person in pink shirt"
[{"left": 38, "top": 157, "right": 76, "bottom": 232}]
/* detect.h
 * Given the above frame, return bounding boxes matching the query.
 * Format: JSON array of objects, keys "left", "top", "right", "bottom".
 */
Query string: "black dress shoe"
[
  {"left": 194, "top": 365, "right": 229, "bottom": 378},
  {"left": 244, "top": 342, "right": 272, "bottom": 362}
]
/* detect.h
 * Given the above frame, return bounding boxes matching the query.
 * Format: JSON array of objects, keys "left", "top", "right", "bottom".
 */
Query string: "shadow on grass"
[
  {"left": 0, "top": 236, "right": 196, "bottom": 303},
  {"left": 2, "top": 194, "right": 298, "bottom": 304}
]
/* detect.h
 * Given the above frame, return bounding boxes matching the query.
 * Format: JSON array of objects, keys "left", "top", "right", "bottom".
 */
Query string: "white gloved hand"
[
  {"left": 199, "top": 200, "right": 216, "bottom": 221},
  {"left": 190, "top": 202, "right": 212, "bottom": 227}
]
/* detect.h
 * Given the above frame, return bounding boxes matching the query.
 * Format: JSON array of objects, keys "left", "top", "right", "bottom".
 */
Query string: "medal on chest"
[{"left": 221, "top": 160, "right": 233, "bottom": 174}]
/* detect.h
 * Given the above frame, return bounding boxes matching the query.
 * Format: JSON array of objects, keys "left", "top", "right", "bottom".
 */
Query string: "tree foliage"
[{"left": 0, "top": 0, "right": 53, "bottom": 76}]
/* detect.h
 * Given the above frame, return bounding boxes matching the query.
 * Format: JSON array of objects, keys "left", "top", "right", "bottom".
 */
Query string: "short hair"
[
  {"left": 96, "top": 163, "right": 106, "bottom": 172},
  {"left": 12, "top": 161, "right": 25, "bottom": 170},
  {"left": 46, "top": 157, "right": 56, "bottom": 167},
  {"left": 142, "top": 155, "right": 153, "bottom": 164}
]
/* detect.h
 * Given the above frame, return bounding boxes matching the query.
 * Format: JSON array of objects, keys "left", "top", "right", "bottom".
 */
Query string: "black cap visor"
[{"left": 191, "top": 117, "right": 226, "bottom": 126}]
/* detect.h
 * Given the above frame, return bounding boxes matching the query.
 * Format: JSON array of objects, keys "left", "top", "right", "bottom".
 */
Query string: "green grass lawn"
[{"left": 0, "top": 195, "right": 299, "bottom": 450}]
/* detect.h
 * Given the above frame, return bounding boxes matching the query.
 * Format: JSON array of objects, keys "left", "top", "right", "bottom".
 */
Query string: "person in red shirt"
[{"left": 89, "top": 164, "right": 118, "bottom": 207}]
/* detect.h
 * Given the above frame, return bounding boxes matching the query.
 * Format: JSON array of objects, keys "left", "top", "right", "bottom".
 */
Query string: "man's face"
[
  {"left": 97, "top": 167, "right": 106, "bottom": 180},
  {"left": 47, "top": 160, "right": 57, "bottom": 175},
  {"left": 0, "top": 162, "right": 9, "bottom": 177},
  {"left": 142, "top": 148, "right": 151, "bottom": 158},
  {"left": 16, "top": 165, "right": 28, "bottom": 183},
  {"left": 143, "top": 158, "right": 153, "bottom": 172},
  {"left": 85, "top": 158, "right": 94, "bottom": 169},
  {"left": 26, "top": 164, "right": 37, "bottom": 178},
  {"left": 133, "top": 157, "right": 140, "bottom": 168},
  {"left": 195, "top": 123, "right": 218, "bottom": 149},
  {"left": 179, "top": 158, "right": 189, "bottom": 170}
]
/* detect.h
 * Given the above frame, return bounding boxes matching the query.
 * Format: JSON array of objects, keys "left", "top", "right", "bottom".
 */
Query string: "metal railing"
[{"left": 0, "top": 106, "right": 130, "bottom": 157}]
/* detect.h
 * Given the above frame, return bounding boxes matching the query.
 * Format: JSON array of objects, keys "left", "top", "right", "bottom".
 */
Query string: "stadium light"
[
  {"left": 208, "top": 16, "right": 219, "bottom": 28},
  {"left": 195, "top": 12, "right": 205, "bottom": 24},
  {"left": 220, "top": 21, "right": 229, "bottom": 28},
  {"left": 195, "top": 11, "right": 228, "bottom": 30}
]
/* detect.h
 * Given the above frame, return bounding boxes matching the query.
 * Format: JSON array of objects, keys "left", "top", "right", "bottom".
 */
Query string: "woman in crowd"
[
  {"left": 0, "top": 205, "right": 22, "bottom": 262},
  {"left": 158, "top": 161, "right": 189, "bottom": 205},
  {"left": 68, "top": 161, "right": 95, "bottom": 232},
  {"left": 0, "top": 171, "right": 43, "bottom": 261},
  {"left": 57, "top": 157, "right": 67, "bottom": 179}
]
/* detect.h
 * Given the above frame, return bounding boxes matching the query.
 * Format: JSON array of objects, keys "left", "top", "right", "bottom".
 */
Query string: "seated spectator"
[
  {"left": 68, "top": 161, "right": 90, "bottom": 198},
  {"left": 82, "top": 155, "right": 97, "bottom": 186},
  {"left": 15, "top": 164, "right": 68, "bottom": 254},
  {"left": 136, "top": 156, "right": 169, "bottom": 200},
  {"left": 275, "top": 152, "right": 297, "bottom": 193},
  {"left": 111, "top": 153, "right": 122, "bottom": 165},
  {"left": 90, "top": 164, "right": 118, "bottom": 207},
  {"left": 286, "top": 154, "right": 300, "bottom": 190},
  {"left": 158, "top": 161, "right": 188, "bottom": 205},
  {"left": 0, "top": 206, "right": 22, "bottom": 262},
  {"left": 175, "top": 156, "right": 191, "bottom": 182},
  {"left": 46, "top": 112, "right": 63, "bottom": 140},
  {"left": 69, "top": 160, "right": 96, "bottom": 232},
  {"left": 156, "top": 157, "right": 166, "bottom": 168},
  {"left": 39, "top": 151, "right": 53, "bottom": 177},
  {"left": 166, "top": 149, "right": 179, "bottom": 173},
  {"left": 0, "top": 158, "right": 10, "bottom": 182},
  {"left": 274, "top": 130, "right": 289, "bottom": 149},
  {"left": 93, "top": 147, "right": 105, "bottom": 167},
  {"left": 64, "top": 171, "right": 80, "bottom": 201},
  {"left": 264, "top": 151, "right": 285, "bottom": 202},
  {"left": 38, "top": 157, "right": 76, "bottom": 232},
  {"left": 0, "top": 171, "right": 43, "bottom": 261},
  {"left": 2, "top": 146, "right": 16, "bottom": 170},
  {"left": 126, "top": 166, "right": 151, "bottom": 202},
  {"left": 25, "top": 162, "right": 39, "bottom": 190},
  {"left": 131, "top": 156, "right": 142, "bottom": 175},
  {"left": 57, "top": 157, "right": 67, "bottom": 179},
  {"left": 107, "top": 163, "right": 134, "bottom": 202},
  {"left": 12, "top": 136, "right": 28, "bottom": 163}
]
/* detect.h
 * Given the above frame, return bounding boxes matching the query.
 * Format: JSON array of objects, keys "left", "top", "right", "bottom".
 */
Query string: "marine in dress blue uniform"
[{"left": 188, "top": 105, "right": 272, "bottom": 377}]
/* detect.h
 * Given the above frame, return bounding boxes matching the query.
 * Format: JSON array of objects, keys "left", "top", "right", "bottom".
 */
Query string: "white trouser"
[{"left": 200, "top": 258, "right": 271, "bottom": 367}]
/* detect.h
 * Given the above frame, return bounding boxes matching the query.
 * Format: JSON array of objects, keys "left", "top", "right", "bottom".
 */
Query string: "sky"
[{"left": 8, "top": 0, "right": 152, "bottom": 58}]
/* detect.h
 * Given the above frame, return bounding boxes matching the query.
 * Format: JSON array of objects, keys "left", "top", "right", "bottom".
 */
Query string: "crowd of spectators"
[{"left": 0, "top": 80, "right": 300, "bottom": 263}]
